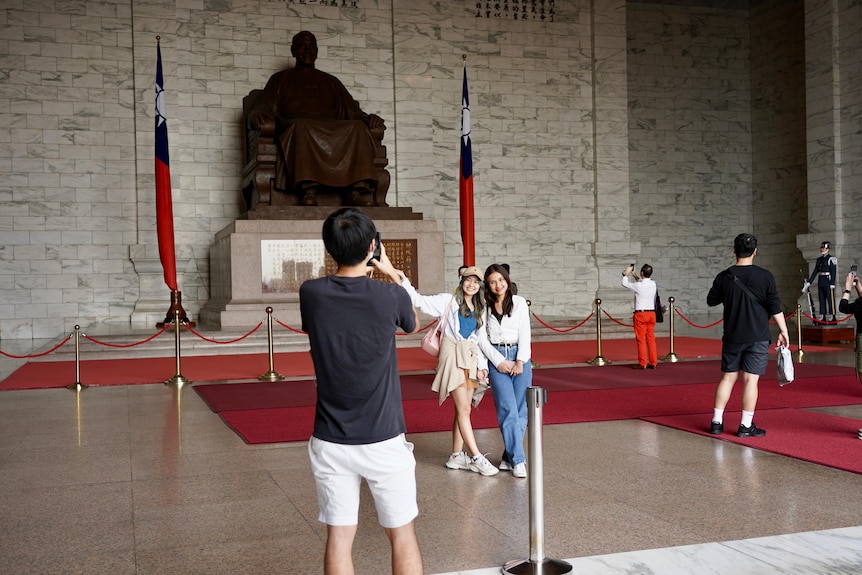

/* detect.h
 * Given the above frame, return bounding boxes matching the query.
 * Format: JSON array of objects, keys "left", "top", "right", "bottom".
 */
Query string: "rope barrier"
[
  {"left": 802, "top": 312, "right": 854, "bottom": 325},
  {"left": 397, "top": 319, "right": 438, "bottom": 336},
  {"left": 674, "top": 308, "right": 724, "bottom": 329},
  {"left": 184, "top": 322, "right": 263, "bottom": 344},
  {"left": 0, "top": 333, "right": 73, "bottom": 359},
  {"left": 82, "top": 324, "right": 171, "bottom": 348},
  {"left": 601, "top": 309, "right": 633, "bottom": 328},
  {"left": 275, "top": 318, "right": 307, "bottom": 334},
  {"left": 531, "top": 312, "right": 594, "bottom": 332}
]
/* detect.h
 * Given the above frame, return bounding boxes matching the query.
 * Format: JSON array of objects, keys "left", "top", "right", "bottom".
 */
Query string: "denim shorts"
[{"left": 720, "top": 340, "right": 770, "bottom": 375}]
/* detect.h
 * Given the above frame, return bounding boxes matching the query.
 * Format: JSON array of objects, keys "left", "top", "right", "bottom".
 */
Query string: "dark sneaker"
[
  {"left": 709, "top": 421, "right": 723, "bottom": 435},
  {"left": 737, "top": 423, "right": 766, "bottom": 437}
]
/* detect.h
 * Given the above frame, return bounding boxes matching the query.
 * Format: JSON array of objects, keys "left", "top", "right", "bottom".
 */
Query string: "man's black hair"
[
  {"left": 322, "top": 207, "right": 376, "bottom": 266},
  {"left": 640, "top": 264, "right": 653, "bottom": 278},
  {"left": 734, "top": 233, "right": 757, "bottom": 258}
]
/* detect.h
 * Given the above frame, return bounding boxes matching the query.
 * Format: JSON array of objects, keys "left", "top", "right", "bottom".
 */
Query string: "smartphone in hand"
[{"left": 367, "top": 232, "right": 381, "bottom": 266}]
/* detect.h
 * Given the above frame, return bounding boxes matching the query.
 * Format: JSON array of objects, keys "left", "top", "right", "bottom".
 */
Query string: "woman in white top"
[
  {"left": 376, "top": 262, "right": 498, "bottom": 476},
  {"left": 476, "top": 263, "right": 532, "bottom": 478}
]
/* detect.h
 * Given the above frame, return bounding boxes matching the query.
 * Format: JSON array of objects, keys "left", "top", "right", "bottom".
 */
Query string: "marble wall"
[{"left": 0, "top": 0, "right": 860, "bottom": 339}]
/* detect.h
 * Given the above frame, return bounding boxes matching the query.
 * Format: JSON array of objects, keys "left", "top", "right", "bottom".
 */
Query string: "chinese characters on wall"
[
  {"left": 261, "top": 239, "right": 419, "bottom": 294},
  {"left": 284, "top": 0, "right": 358, "bottom": 6},
  {"left": 475, "top": 0, "right": 555, "bottom": 21}
]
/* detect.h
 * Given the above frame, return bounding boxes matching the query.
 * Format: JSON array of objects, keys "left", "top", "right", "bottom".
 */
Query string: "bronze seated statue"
[{"left": 241, "top": 31, "right": 390, "bottom": 211}]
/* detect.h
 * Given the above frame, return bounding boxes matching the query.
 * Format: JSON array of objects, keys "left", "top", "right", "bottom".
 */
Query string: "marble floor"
[{"left": 1, "top": 332, "right": 862, "bottom": 574}]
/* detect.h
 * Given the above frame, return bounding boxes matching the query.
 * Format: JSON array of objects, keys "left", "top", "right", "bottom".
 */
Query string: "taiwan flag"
[
  {"left": 459, "top": 61, "right": 475, "bottom": 266},
  {"left": 155, "top": 40, "right": 178, "bottom": 291}
]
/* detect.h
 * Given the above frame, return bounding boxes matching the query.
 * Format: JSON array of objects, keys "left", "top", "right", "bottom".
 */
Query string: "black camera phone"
[
  {"left": 367, "top": 231, "right": 381, "bottom": 266},
  {"left": 852, "top": 264, "right": 858, "bottom": 276}
]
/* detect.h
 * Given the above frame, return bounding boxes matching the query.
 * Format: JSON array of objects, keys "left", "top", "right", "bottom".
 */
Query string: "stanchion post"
[
  {"left": 165, "top": 308, "right": 192, "bottom": 387},
  {"left": 502, "top": 387, "right": 572, "bottom": 575},
  {"left": 661, "top": 296, "right": 681, "bottom": 363},
  {"left": 259, "top": 307, "right": 285, "bottom": 381},
  {"left": 66, "top": 325, "right": 89, "bottom": 391},
  {"left": 587, "top": 298, "right": 610, "bottom": 365},
  {"left": 794, "top": 302, "right": 805, "bottom": 361}
]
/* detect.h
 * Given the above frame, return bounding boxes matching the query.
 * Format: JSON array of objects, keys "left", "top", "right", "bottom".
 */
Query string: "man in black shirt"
[
  {"left": 300, "top": 207, "right": 423, "bottom": 574},
  {"left": 707, "top": 233, "right": 789, "bottom": 438}
]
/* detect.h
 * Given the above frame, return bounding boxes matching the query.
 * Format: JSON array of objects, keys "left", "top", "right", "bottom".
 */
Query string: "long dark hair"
[
  {"left": 455, "top": 278, "right": 484, "bottom": 329},
  {"left": 484, "top": 263, "right": 514, "bottom": 317}
]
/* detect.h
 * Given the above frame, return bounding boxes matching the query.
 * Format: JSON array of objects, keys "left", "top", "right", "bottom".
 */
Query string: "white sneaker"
[
  {"left": 445, "top": 451, "right": 471, "bottom": 470},
  {"left": 469, "top": 454, "right": 500, "bottom": 476},
  {"left": 498, "top": 460, "right": 512, "bottom": 471},
  {"left": 512, "top": 462, "right": 527, "bottom": 478}
]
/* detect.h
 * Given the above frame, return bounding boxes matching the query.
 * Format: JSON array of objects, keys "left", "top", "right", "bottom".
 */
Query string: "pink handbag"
[
  {"left": 420, "top": 294, "right": 455, "bottom": 357},
  {"left": 420, "top": 322, "right": 443, "bottom": 356}
]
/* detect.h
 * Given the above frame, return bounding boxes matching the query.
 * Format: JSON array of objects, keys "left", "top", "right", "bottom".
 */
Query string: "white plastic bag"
[{"left": 776, "top": 345, "right": 794, "bottom": 386}]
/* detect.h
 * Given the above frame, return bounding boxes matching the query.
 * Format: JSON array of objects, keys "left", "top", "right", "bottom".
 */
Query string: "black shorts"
[{"left": 720, "top": 340, "right": 770, "bottom": 376}]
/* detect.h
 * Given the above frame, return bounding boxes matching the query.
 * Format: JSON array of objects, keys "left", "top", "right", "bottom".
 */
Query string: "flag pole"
[{"left": 154, "top": 36, "right": 192, "bottom": 328}]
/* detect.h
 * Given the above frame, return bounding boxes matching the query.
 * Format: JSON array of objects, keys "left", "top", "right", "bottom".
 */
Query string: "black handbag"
[{"left": 654, "top": 291, "right": 664, "bottom": 323}]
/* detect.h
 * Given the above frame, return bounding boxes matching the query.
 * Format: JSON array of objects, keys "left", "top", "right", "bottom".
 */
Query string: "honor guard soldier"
[{"left": 803, "top": 241, "right": 838, "bottom": 322}]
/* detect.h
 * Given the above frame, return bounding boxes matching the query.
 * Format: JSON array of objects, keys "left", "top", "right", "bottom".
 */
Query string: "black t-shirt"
[
  {"left": 707, "top": 264, "right": 783, "bottom": 344},
  {"left": 838, "top": 297, "right": 862, "bottom": 335},
  {"left": 300, "top": 275, "right": 416, "bottom": 445}
]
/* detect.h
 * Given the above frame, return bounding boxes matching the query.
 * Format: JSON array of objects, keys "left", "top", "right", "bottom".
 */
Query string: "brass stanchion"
[
  {"left": 587, "top": 298, "right": 610, "bottom": 366},
  {"left": 661, "top": 297, "right": 681, "bottom": 363},
  {"left": 165, "top": 309, "right": 192, "bottom": 386},
  {"left": 794, "top": 302, "right": 805, "bottom": 362},
  {"left": 66, "top": 325, "right": 89, "bottom": 391},
  {"left": 258, "top": 307, "right": 285, "bottom": 381},
  {"left": 502, "top": 387, "right": 573, "bottom": 575}
]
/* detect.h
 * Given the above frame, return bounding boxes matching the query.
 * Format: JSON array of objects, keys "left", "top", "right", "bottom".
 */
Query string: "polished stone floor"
[{"left": 1, "top": 331, "right": 861, "bottom": 574}]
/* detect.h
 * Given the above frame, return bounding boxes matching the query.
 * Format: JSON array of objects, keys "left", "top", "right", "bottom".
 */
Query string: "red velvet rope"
[
  {"left": 802, "top": 312, "right": 854, "bottom": 325},
  {"left": 83, "top": 324, "right": 171, "bottom": 348},
  {"left": 397, "top": 319, "right": 438, "bottom": 336},
  {"left": 275, "top": 319, "right": 307, "bottom": 334},
  {"left": 0, "top": 334, "right": 72, "bottom": 359},
  {"left": 674, "top": 308, "right": 724, "bottom": 329},
  {"left": 532, "top": 312, "right": 594, "bottom": 332},
  {"left": 184, "top": 322, "right": 263, "bottom": 344},
  {"left": 601, "top": 309, "right": 633, "bottom": 328}
]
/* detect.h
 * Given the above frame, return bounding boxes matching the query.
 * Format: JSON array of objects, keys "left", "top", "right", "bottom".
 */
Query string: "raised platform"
[
  {"left": 801, "top": 325, "right": 855, "bottom": 344},
  {"left": 199, "top": 217, "right": 444, "bottom": 329}
]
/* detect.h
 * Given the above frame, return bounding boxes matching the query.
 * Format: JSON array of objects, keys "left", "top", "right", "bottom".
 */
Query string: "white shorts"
[{"left": 308, "top": 434, "right": 418, "bottom": 528}]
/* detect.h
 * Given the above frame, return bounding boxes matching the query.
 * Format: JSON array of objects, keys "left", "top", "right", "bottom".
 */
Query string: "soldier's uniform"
[{"left": 805, "top": 241, "right": 838, "bottom": 321}]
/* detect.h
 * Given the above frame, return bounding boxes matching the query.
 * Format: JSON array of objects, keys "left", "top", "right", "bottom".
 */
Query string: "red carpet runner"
[{"left": 194, "top": 362, "right": 862, "bottom": 477}]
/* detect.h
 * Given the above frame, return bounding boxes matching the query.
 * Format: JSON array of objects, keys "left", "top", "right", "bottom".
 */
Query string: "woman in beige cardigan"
[{"left": 376, "top": 262, "right": 498, "bottom": 476}]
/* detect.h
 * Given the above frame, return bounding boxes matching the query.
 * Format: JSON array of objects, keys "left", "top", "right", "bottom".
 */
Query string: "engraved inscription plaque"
[{"left": 261, "top": 239, "right": 419, "bottom": 293}]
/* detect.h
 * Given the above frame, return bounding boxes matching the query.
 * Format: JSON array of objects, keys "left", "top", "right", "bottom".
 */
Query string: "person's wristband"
[{"left": 845, "top": 290, "right": 852, "bottom": 295}]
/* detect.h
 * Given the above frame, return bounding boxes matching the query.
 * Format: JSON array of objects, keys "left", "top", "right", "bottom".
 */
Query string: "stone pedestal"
[{"left": 199, "top": 216, "right": 444, "bottom": 330}]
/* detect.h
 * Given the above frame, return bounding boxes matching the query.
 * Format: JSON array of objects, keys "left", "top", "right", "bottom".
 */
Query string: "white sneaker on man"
[
  {"left": 498, "top": 460, "right": 512, "bottom": 471},
  {"left": 445, "top": 451, "right": 471, "bottom": 470},
  {"left": 469, "top": 454, "right": 500, "bottom": 476},
  {"left": 512, "top": 462, "right": 527, "bottom": 478}
]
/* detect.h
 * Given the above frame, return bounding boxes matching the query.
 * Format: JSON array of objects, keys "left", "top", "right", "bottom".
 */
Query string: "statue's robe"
[{"left": 256, "top": 66, "right": 378, "bottom": 192}]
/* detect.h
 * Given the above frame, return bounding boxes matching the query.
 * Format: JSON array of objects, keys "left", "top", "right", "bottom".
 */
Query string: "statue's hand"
[
  {"left": 249, "top": 109, "right": 274, "bottom": 129},
  {"left": 366, "top": 114, "right": 385, "bottom": 129}
]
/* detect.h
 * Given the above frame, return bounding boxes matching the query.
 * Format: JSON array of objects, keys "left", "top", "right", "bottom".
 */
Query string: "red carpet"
[
  {"left": 642, "top": 409, "right": 862, "bottom": 475},
  {"left": 1, "top": 337, "right": 731, "bottom": 390},
  {"left": 197, "top": 363, "right": 861, "bottom": 449}
]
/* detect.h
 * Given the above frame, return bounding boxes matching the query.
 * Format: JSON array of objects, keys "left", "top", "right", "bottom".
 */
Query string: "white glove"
[{"left": 801, "top": 281, "right": 810, "bottom": 293}]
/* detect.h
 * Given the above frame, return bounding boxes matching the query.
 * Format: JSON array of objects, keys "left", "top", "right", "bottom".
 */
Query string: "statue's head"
[{"left": 291, "top": 31, "right": 318, "bottom": 66}]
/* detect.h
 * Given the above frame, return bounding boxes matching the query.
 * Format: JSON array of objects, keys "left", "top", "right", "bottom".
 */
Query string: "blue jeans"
[{"left": 489, "top": 344, "right": 532, "bottom": 466}]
